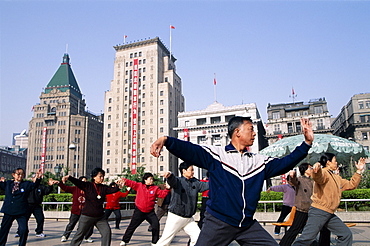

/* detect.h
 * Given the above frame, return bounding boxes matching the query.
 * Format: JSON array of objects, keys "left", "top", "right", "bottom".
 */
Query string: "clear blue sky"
[{"left": 1, "top": 1, "right": 370, "bottom": 146}]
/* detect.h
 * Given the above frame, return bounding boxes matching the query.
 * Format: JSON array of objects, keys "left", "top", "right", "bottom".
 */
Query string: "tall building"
[
  {"left": 103, "top": 37, "right": 184, "bottom": 179},
  {"left": 0, "top": 146, "right": 27, "bottom": 178},
  {"left": 331, "top": 93, "right": 370, "bottom": 153},
  {"left": 174, "top": 101, "right": 267, "bottom": 179},
  {"left": 27, "top": 54, "right": 104, "bottom": 177},
  {"left": 265, "top": 98, "right": 332, "bottom": 145}
]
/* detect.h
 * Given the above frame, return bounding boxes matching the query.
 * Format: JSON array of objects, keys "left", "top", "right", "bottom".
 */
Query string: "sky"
[{"left": 1, "top": 0, "right": 370, "bottom": 146}]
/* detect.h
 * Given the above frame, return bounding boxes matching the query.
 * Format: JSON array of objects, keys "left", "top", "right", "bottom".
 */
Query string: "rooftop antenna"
[{"left": 213, "top": 73, "right": 217, "bottom": 102}]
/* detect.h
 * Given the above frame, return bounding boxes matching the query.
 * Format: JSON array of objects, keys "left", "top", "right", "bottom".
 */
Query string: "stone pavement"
[{"left": 4, "top": 217, "right": 370, "bottom": 246}]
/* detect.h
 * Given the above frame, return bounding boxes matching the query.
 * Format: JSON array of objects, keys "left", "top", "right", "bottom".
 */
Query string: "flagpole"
[
  {"left": 124, "top": 35, "right": 126, "bottom": 44},
  {"left": 214, "top": 73, "right": 217, "bottom": 102},
  {"left": 169, "top": 26, "right": 172, "bottom": 62}
]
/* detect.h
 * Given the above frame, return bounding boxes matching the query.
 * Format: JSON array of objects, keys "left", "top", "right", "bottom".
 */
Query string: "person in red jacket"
[
  {"left": 54, "top": 176, "right": 94, "bottom": 243},
  {"left": 120, "top": 173, "right": 170, "bottom": 246},
  {"left": 104, "top": 182, "right": 130, "bottom": 230}
]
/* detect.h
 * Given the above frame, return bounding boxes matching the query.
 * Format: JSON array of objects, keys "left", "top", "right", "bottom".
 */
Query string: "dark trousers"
[
  {"left": 62, "top": 213, "right": 93, "bottom": 240},
  {"left": 148, "top": 204, "right": 169, "bottom": 231},
  {"left": 198, "top": 197, "right": 209, "bottom": 229},
  {"left": 280, "top": 210, "right": 308, "bottom": 246},
  {"left": 27, "top": 204, "right": 44, "bottom": 234},
  {"left": 275, "top": 205, "right": 293, "bottom": 234},
  {"left": 70, "top": 214, "right": 111, "bottom": 246},
  {"left": 195, "top": 211, "right": 278, "bottom": 246},
  {"left": 122, "top": 207, "right": 160, "bottom": 244},
  {"left": 104, "top": 209, "right": 122, "bottom": 229},
  {"left": 0, "top": 213, "right": 29, "bottom": 246}
]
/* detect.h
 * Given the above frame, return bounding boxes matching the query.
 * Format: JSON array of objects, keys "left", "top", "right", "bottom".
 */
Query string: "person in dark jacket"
[
  {"left": 65, "top": 167, "right": 123, "bottom": 246},
  {"left": 0, "top": 168, "right": 42, "bottom": 246},
  {"left": 151, "top": 117, "right": 314, "bottom": 246},
  {"left": 154, "top": 162, "right": 209, "bottom": 246},
  {"left": 51, "top": 176, "right": 94, "bottom": 243},
  {"left": 15, "top": 174, "right": 53, "bottom": 238}
]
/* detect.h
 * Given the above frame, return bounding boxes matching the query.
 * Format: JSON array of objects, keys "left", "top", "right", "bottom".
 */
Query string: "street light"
[
  {"left": 69, "top": 143, "right": 78, "bottom": 178},
  {"left": 54, "top": 164, "right": 63, "bottom": 194}
]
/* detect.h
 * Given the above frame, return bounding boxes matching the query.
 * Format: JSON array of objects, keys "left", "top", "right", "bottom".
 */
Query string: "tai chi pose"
[
  {"left": 120, "top": 173, "right": 170, "bottom": 246},
  {"left": 54, "top": 176, "right": 94, "bottom": 243},
  {"left": 279, "top": 163, "right": 313, "bottom": 246},
  {"left": 292, "top": 154, "right": 365, "bottom": 246},
  {"left": 104, "top": 182, "right": 130, "bottom": 230},
  {"left": 66, "top": 168, "right": 123, "bottom": 246},
  {"left": 267, "top": 179, "right": 295, "bottom": 235},
  {"left": 0, "top": 168, "right": 42, "bottom": 246},
  {"left": 151, "top": 117, "right": 314, "bottom": 246},
  {"left": 154, "top": 162, "right": 209, "bottom": 246}
]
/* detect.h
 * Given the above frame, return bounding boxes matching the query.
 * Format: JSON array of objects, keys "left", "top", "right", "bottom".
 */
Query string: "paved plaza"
[{"left": 4, "top": 217, "right": 370, "bottom": 246}]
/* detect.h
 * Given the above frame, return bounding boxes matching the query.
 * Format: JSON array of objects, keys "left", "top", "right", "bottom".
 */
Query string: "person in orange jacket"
[{"left": 104, "top": 182, "right": 130, "bottom": 230}]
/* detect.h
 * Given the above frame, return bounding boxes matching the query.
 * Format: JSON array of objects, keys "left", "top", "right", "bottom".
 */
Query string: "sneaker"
[
  {"left": 84, "top": 237, "right": 94, "bottom": 243},
  {"left": 15, "top": 234, "right": 19, "bottom": 238},
  {"left": 120, "top": 241, "right": 127, "bottom": 246},
  {"left": 61, "top": 236, "right": 67, "bottom": 242},
  {"left": 36, "top": 233, "right": 46, "bottom": 237},
  {"left": 274, "top": 232, "right": 280, "bottom": 235}
]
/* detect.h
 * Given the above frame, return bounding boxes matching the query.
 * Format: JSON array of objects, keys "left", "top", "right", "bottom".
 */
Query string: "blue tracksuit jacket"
[{"left": 164, "top": 137, "right": 311, "bottom": 227}]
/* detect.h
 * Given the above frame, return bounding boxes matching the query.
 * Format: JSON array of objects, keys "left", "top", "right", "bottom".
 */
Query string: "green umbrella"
[{"left": 260, "top": 134, "right": 369, "bottom": 166}]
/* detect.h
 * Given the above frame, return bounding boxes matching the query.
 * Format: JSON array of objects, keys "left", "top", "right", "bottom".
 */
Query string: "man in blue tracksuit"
[{"left": 151, "top": 116, "right": 314, "bottom": 246}]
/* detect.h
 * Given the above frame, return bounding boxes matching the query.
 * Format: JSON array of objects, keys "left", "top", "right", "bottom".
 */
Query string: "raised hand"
[
  {"left": 301, "top": 118, "right": 314, "bottom": 145},
  {"left": 355, "top": 157, "right": 366, "bottom": 173},
  {"left": 313, "top": 162, "right": 321, "bottom": 173},
  {"left": 150, "top": 136, "right": 167, "bottom": 157},
  {"left": 61, "top": 175, "right": 69, "bottom": 184},
  {"left": 48, "top": 178, "right": 59, "bottom": 185}
]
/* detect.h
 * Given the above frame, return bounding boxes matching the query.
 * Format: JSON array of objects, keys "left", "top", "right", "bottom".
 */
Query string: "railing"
[
  {"left": 257, "top": 199, "right": 370, "bottom": 212},
  {"left": 40, "top": 199, "right": 370, "bottom": 213}
]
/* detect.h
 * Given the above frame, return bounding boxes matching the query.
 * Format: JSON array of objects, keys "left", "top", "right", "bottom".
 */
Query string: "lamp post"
[
  {"left": 69, "top": 142, "right": 78, "bottom": 178},
  {"left": 54, "top": 164, "right": 63, "bottom": 194}
]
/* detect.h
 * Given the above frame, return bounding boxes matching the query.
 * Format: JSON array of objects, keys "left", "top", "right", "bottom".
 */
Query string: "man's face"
[
  {"left": 235, "top": 121, "right": 256, "bottom": 146},
  {"left": 183, "top": 165, "right": 194, "bottom": 179},
  {"left": 12, "top": 169, "right": 24, "bottom": 182}
]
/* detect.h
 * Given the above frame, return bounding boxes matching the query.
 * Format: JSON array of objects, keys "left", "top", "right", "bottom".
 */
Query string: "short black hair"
[
  {"left": 142, "top": 173, "right": 154, "bottom": 184},
  {"left": 298, "top": 163, "right": 311, "bottom": 176},
  {"left": 319, "top": 153, "right": 336, "bottom": 167},
  {"left": 227, "top": 116, "right": 253, "bottom": 138},
  {"left": 12, "top": 168, "right": 24, "bottom": 174},
  {"left": 179, "top": 162, "right": 192, "bottom": 175},
  {"left": 91, "top": 167, "right": 105, "bottom": 179}
]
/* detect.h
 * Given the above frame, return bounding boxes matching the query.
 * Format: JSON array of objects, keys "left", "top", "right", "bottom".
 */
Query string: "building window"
[
  {"left": 314, "top": 106, "right": 323, "bottom": 114},
  {"left": 160, "top": 118, "right": 163, "bottom": 124},
  {"left": 211, "top": 116, "right": 221, "bottom": 124},
  {"left": 160, "top": 100, "right": 164, "bottom": 105},
  {"left": 130, "top": 53, "right": 133, "bottom": 58},
  {"left": 359, "top": 101, "right": 364, "bottom": 109},
  {"left": 272, "top": 112, "right": 280, "bottom": 119},
  {"left": 274, "top": 124, "right": 281, "bottom": 134},
  {"left": 160, "top": 109, "right": 164, "bottom": 114},
  {"left": 197, "top": 118, "right": 206, "bottom": 125},
  {"left": 160, "top": 91, "right": 164, "bottom": 96},
  {"left": 362, "top": 132, "right": 368, "bottom": 140},
  {"left": 287, "top": 123, "right": 293, "bottom": 133},
  {"left": 107, "top": 150, "right": 110, "bottom": 155},
  {"left": 108, "top": 98, "right": 112, "bottom": 103},
  {"left": 296, "top": 122, "right": 302, "bottom": 132},
  {"left": 317, "top": 119, "right": 324, "bottom": 130},
  {"left": 160, "top": 127, "right": 163, "bottom": 133}
]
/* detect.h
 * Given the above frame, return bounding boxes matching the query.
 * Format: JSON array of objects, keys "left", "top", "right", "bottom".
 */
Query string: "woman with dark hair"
[
  {"left": 63, "top": 167, "right": 124, "bottom": 246},
  {"left": 292, "top": 154, "right": 366, "bottom": 246},
  {"left": 104, "top": 182, "right": 130, "bottom": 230},
  {"left": 120, "top": 173, "right": 170, "bottom": 246}
]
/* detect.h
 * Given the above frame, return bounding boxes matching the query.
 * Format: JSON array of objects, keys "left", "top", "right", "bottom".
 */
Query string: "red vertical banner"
[
  {"left": 41, "top": 127, "right": 47, "bottom": 173},
  {"left": 131, "top": 59, "right": 139, "bottom": 174},
  {"left": 183, "top": 128, "right": 189, "bottom": 141}
]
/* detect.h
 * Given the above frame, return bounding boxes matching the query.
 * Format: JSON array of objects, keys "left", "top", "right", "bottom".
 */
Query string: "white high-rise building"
[{"left": 103, "top": 37, "right": 185, "bottom": 179}]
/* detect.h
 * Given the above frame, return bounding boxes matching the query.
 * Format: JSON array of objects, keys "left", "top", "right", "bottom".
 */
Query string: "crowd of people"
[{"left": 0, "top": 117, "right": 367, "bottom": 246}]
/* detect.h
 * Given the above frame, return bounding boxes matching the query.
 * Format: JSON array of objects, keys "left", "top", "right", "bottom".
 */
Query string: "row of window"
[{"left": 358, "top": 100, "right": 370, "bottom": 109}]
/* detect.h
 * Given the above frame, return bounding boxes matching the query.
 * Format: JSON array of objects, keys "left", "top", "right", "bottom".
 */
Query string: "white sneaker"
[
  {"left": 61, "top": 236, "right": 67, "bottom": 242},
  {"left": 120, "top": 241, "right": 127, "bottom": 246},
  {"left": 84, "top": 237, "right": 94, "bottom": 243},
  {"left": 36, "top": 233, "right": 46, "bottom": 237}
]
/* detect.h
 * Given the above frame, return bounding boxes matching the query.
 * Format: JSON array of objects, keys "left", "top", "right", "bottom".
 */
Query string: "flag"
[
  {"left": 31, "top": 106, "right": 34, "bottom": 111},
  {"left": 170, "top": 25, "right": 175, "bottom": 29},
  {"left": 292, "top": 87, "right": 295, "bottom": 95},
  {"left": 124, "top": 35, "right": 128, "bottom": 38},
  {"left": 214, "top": 78, "right": 217, "bottom": 85}
]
